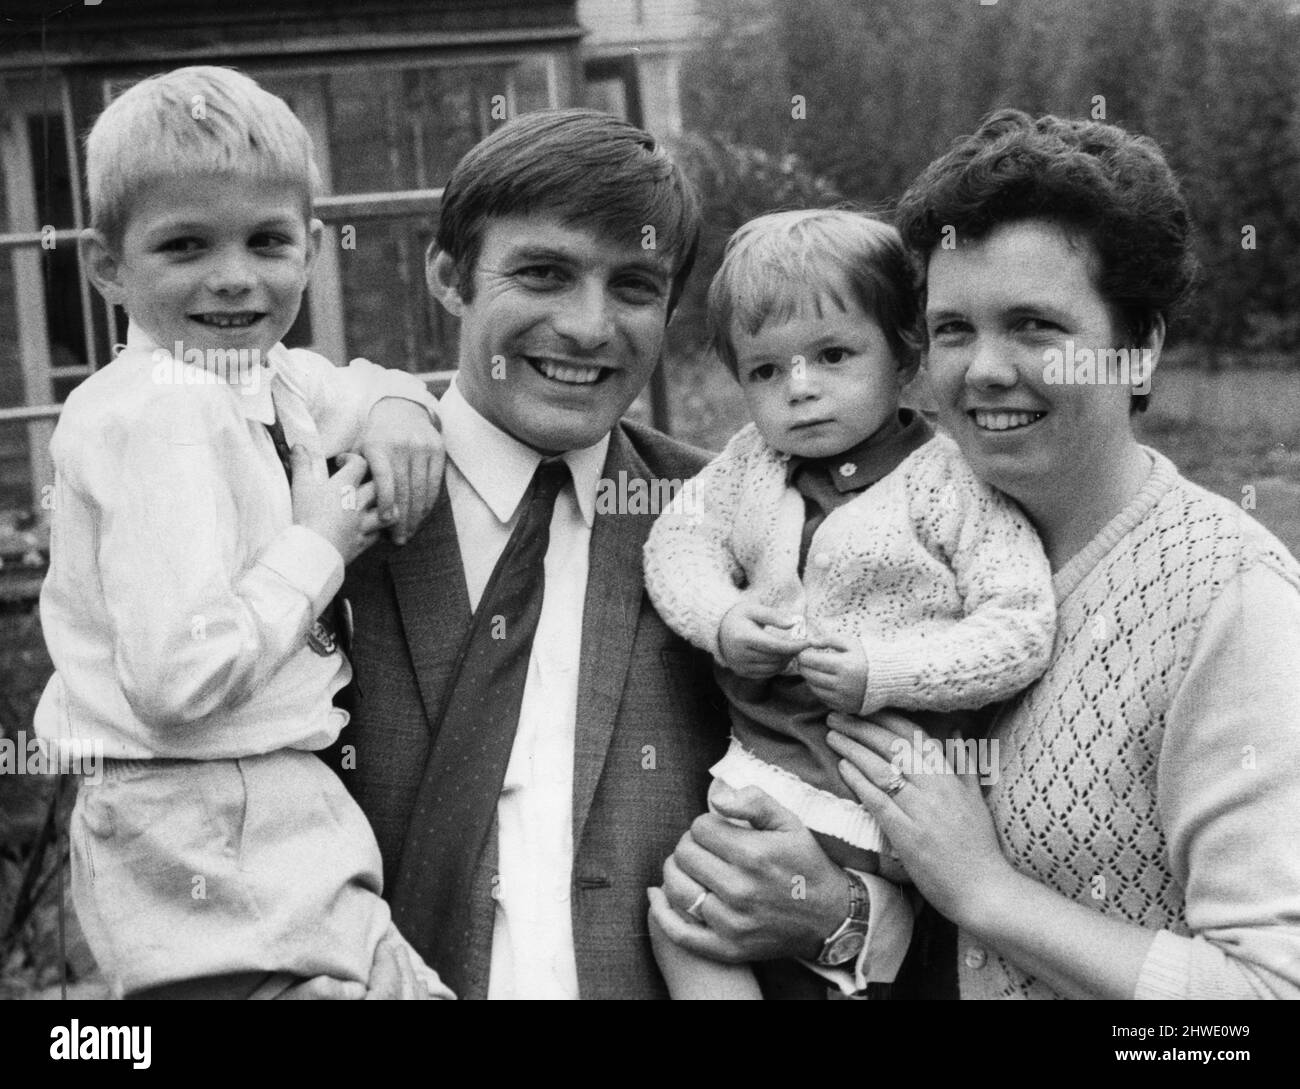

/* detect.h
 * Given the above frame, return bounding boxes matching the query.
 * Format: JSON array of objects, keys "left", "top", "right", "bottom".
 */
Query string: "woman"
[{"left": 823, "top": 109, "right": 1300, "bottom": 998}]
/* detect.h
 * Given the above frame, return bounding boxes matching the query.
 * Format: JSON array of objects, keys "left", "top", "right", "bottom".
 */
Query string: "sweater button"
[
  {"left": 964, "top": 946, "right": 987, "bottom": 969},
  {"left": 813, "top": 552, "right": 831, "bottom": 569}
]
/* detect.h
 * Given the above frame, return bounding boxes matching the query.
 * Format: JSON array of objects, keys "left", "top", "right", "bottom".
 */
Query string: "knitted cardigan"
[
  {"left": 959, "top": 449, "right": 1300, "bottom": 999},
  {"left": 643, "top": 424, "right": 1055, "bottom": 715}
]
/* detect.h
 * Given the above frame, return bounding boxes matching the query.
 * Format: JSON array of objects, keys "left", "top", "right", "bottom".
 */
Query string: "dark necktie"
[{"left": 391, "top": 457, "right": 570, "bottom": 997}]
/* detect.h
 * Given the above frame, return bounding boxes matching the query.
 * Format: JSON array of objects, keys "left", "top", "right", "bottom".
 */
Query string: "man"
[{"left": 334, "top": 109, "right": 897, "bottom": 999}]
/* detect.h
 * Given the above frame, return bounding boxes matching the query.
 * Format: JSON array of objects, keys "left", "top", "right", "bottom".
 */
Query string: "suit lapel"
[
  {"left": 572, "top": 426, "right": 656, "bottom": 849},
  {"left": 387, "top": 485, "right": 472, "bottom": 734}
]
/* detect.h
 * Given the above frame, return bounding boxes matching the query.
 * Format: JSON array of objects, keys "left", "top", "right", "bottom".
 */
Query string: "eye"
[
  {"left": 747, "top": 363, "right": 778, "bottom": 383},
  {"left": 157, "top": 236, "right": 203, "bottom": 255},
  {"left": 1017, "top": 317, "right": 1061, "bottom": 334},
  {"left": 822, "top": 346, "right": 850, "bottom": 364},
  {"left": 515, "top": 264, "right": 566, "bottom": 287},
  {"left": 613, "top": 276, "right": 665, "bottom": 305},
  {"left": 928, "top": 319, "right": 969, "bottom": 341},
  {"left": 249, "top": 231, "right": 294, "bottom": 251}
]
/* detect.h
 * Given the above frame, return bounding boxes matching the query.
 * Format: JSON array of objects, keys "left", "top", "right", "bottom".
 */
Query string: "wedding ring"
[
  {"left": 686, "top": 890, "right": 710, "bottom": 920},
  {"left": 884, "top": 770, "right": 907, "bottom": 797}
]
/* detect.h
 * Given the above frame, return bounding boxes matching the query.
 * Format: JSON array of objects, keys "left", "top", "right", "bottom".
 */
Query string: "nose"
[
  {"left": 963, "top": 336, "right": 1018, "bottom": 391},
  {"left": 787, "top": 355, "right": 818, "bottom": 402},
  {"left": 551, "top": 278, "right": 613, "bottom": 350},
  {"left": 205, "top": 247, "right": 256, "bottom": 295}
]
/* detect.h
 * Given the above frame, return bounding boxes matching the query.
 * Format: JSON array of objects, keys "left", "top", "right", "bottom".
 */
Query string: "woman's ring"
[
  {"left": 686, "top": 890, "right": 710, "bottom": 920},
  {"left": 884, "top": 770, "right": 907, "bottom": 797}
]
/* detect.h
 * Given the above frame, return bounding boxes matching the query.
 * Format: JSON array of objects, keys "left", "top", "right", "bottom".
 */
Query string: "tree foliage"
[{"left": 678, "top": 0, "right": 1300, "bottom": 354}]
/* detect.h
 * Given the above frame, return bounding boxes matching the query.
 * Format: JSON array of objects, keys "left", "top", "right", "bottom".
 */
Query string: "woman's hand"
[{"left": 826, "top": 710, "right": 1015, "bottom": 928}]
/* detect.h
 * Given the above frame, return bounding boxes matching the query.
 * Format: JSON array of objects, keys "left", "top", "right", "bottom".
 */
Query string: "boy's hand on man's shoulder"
[{"left": 358, "top": 397, "right": 445, "bottom": 546}]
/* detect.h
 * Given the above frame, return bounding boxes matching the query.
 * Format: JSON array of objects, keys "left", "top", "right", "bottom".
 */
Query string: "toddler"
[{"left": 643, "top": 209, "right": 1055, "bottom": 998}]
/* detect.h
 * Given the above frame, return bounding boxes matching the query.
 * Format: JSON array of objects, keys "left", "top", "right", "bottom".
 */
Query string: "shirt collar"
[
  {"left": 787, "top": 408, "right": 935, "bottom": 492},
  {"left": 124, "top": 320, "right": 278, "bottom": 424},
  {"left": 439, "top": 378, "right": 609, "bottom": 528}
]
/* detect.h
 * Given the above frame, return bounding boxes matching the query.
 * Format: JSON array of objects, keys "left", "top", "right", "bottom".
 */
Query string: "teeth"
[
  {"left": 533, "top": 357, "right": 603, "bottom": 385},
  {"left": 197, "top": 313, "right": 259, "bottom": 328},
  {"left": 972, "top": 410, "right": 1044, "bottom": 431}
]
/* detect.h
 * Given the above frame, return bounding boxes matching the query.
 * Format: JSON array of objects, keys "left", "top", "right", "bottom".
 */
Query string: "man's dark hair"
[
  {"left": 894, "top": 109, "right": 1198, "bottom": 411},
  {"left": 434, "top": 108, "right": 701, "bottom": 316}
]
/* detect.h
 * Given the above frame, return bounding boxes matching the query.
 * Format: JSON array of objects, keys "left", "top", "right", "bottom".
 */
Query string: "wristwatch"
[{"left": 815, "top": 869, "right": 871, "bottom": 967}]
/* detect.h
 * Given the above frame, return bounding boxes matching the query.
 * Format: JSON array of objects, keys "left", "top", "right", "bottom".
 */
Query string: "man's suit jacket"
[{"left": 328, "top": 418, "right": 733, "bottom": 999}]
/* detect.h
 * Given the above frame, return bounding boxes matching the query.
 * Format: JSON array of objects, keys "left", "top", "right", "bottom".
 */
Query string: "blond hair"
[{"left": 86, "top": 66, "right": 321, "bottom": 246}]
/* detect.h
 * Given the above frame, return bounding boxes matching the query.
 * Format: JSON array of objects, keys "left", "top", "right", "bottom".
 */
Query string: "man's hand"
[
  {"left": 718, "top": 602, "right": 810, "bottom": 678},
  {"left": 357, "top": 397, "right": 445, "bottom": 546},
  {"left": 798, "top": 631, "right": 869, "bottom": 713},
  {"left": 648, "top": 785, "right": 845, "bottom": 963}
]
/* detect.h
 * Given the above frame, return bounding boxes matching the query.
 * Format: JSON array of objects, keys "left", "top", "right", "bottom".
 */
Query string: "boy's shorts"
[{"left": 70, "top": 748, "right": 397, "bottom": 998}]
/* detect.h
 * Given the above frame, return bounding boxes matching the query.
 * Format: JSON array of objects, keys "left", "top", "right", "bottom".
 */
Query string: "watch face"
[{"left": 825, "top": 931, "right": 867, "bottom": 966}]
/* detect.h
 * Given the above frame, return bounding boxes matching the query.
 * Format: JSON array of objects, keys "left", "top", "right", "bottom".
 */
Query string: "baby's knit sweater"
[
  {"left": 643, "top": 424, "right": 1055, "bottom": 715},
  {"left": 960, "top": 450, "right": 1300, "bottom": 998}
]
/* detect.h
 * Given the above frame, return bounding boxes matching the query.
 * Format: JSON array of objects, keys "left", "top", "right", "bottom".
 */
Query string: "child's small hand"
[
  {"left": 798, "top": 631, "right": 869, "bottom": 713},
  {"left": 291, "top": 448, "right": 382, "bottom": 565},
  {"left": 357, "top": 398, "right": 445, "bottom": 546},
  {"left": 718, "top": 601, "right": 810, "bottom": 678}
]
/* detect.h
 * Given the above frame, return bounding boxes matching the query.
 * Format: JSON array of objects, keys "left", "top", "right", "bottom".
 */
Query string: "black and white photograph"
[{"left": 0, "top": 0, "right": 1295, "bottom": 1063}]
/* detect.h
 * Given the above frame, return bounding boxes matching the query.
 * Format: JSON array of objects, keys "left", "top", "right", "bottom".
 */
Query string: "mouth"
[
  {"left": 191, "top": 312, "right": 265, "bottom": 329},
  {"left": 969, "top": 409, "right": 1046, "bottom": 433},
  {"left": 789, "top": 419, "right": 832, "bottom": 431},
  {"left": 525, "top": 355, "right": 611, "bottom": 386}
]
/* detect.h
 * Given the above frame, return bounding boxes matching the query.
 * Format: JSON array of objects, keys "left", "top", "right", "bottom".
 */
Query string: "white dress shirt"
[
  {"left": 35, "top": 322, "right": 438, "bottom": 760},
  {"left": 437, "top": 381, "right": 609, "bottom": 1000}
]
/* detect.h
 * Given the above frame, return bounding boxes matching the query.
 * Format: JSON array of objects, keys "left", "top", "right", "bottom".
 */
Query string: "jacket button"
[
  {"left": 813, "top": 552, "right": 831, "bottom": 569},
  {"left": 964, "top": 946, "right": 987, "bottom": 969}
]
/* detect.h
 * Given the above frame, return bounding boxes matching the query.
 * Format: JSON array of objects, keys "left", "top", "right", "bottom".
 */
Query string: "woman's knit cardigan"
[{"left": 964, "top": 449, "right": 1300, "bottom": 998}]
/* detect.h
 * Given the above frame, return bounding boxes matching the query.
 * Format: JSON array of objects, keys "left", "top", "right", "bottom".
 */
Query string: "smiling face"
[
  {"left": 733, "top": 293, "right": 907, "bottom": 459},
  {"left": 430, "top": 214, "right": 673, "bottom": 453},
  {"left": 85, "top": 171, "right": 320, "bottom": 358},
  {"left": 923, "top": 218, "right": 1154, "bottom": 512}
]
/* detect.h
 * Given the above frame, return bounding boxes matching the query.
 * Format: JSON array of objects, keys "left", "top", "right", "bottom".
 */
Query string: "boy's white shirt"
[{"left": 34, "top": 321, "right": 438, "bottom": 761}]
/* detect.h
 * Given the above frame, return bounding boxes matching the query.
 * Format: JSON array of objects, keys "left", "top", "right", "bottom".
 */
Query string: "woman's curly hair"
[{"left": 894, "top": 109, "right": 1199, "bottom": 410}]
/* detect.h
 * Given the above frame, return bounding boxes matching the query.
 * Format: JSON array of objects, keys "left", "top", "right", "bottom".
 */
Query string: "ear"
[
  {"left": 304, "top": 217, "right": 324, "bottom": 278},
  {"left": 80, "top": 228, "right": 125, "bottom": 305},
  {"left": 1135, "top": 312, "right": 1165, "bottom": 393},
  {"left": 426, "top": 248, "right": 465, "bottom": 317}
]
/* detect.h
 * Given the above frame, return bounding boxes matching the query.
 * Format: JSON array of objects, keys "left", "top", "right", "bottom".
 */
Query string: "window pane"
[
  {"left": 28, "top": 114, "right": 87, "bottom": 370},
  {"left": 333, "top": 215, "right": 444, "bottom": 372},
  {"left": 0, "top": 282, "right": 32, "bottom": 513},
  {"left": 320, "top": 59, "right": 555, "bottom": 371}
]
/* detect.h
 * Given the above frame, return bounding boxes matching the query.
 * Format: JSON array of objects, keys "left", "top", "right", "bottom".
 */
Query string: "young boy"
[
  {"left": 643, "top": 209, "right": 1056, "bottom": 998},
  {"left": 34, "top": 66, "right": 451, "bottom": 999}
]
